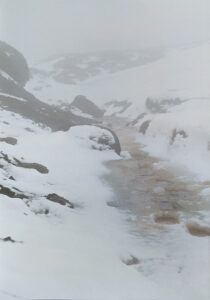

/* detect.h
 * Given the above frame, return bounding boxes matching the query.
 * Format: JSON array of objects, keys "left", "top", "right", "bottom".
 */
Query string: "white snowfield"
[{"left": 27, "top": 42, "right": 210, "bottom": 109}]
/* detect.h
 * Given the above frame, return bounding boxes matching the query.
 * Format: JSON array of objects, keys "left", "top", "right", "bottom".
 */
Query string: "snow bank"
[{"left": 136, "top": 99, "right": 210, "bottom": 181}]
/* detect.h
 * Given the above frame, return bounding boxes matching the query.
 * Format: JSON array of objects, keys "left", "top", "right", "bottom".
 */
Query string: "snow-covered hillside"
[
  {"left": 27, "top": 43, "right": 210, "bottom": 113},
  {"left": 1, "top": 40, "right": 210, "bottom": 300},
  {"left": 26, "top": 42, "right": 210, "bottom": 182}
]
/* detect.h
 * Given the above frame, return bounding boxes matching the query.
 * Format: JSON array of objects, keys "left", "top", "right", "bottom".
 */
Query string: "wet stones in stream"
[
  {"left": 154, "top": 214, "right": 180, "bottom": 225},
  {"left": 186, "top": 222, "right": 210, "bottom": 237}
]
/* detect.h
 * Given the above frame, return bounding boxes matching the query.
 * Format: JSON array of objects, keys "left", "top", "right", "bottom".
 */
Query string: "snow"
[
  {"left": 0, "top": 92, "right": 27, "bottom": 102},
  {"left": 136, "top": 98, "right": 210, "bottom": 181},
  {"left": 0, "top": 110, "right": 209, "bottom": 300},
  {"left": 26, "top": 43, "right": 210, "bottom": 114},
  {"left": 1, "top": 43, "right": 210, "bottom": 300},
  {"left": 0, "top": 71, "right": 17, "bottom": 84},
  {"left": 70, "top": 106, "right": 93, "bottom": 119}
]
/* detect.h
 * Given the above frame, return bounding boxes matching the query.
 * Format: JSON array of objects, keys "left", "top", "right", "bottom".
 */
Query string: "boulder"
[
  {"left": 139, "top": 120, "right": 151, "bottom": 134},
  {"left": 71, "top": 95, "right": 104, "bottom": 118},
  {"left": 70, "top": 125, "right": 121, "bottom": 155}
]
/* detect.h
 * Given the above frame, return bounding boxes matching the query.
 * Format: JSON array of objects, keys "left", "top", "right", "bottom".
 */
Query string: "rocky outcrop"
[
  {"left": 0, "top": 41, "right": 98, "bottom": 131},
  {"left": 104, "top": 100, "right": 131, "bottom": 117},
  {"left": 70, "top": 95, "right": 104, "bottom": 118},
  {"left": 70, "top": 125, "right": 121, "bottom": 155},
  {"left": 146, "top": 97, "right": 184, "bottom": 113},
  {"left": 96, "top": 126, "right": 121, "bottom": 155},
  {"left": 139, "top": 120, "right": 151, "bottom": 134},
  {"left": 0, "top": 41, "right": 29, "bottom": 86},
  {"left": 171, "top": 129, "right": 188, "bottom": 144},
  {"left": 46, "top": 193, "right": 74, "bottom": 208}
]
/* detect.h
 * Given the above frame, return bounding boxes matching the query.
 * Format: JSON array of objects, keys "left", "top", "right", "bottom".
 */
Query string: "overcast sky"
[{"left": 0, "top": 0, "right": 210, "bottom": 63}]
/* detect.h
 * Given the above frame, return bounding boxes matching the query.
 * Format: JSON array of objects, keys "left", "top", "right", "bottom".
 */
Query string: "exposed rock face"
[
  {"left": 186, "top": 222, "right": 210, "bottom": 237},
  {"left": 0, "top": 137, "right": 17, "bottom": 145},
  {"left": 70, "top": 125, "right": 121, "bottom": 155},
  {"left": 71, "top": 95, "right": 104, "bottom": 118},
  {"left": 0, "top": 40, "right": 29, "bottom": 86},
  {"left": 146, "top": 97, "right": 184, "bottom": 113},
  {"left": 0, "top": 184, "right": 28, "bottom": 199},
  {"left": 139, "top": 120, "right": 151, "bottom": 134},
  {"left": 96, "top": 126, "right": 121, "bottom": 155},
  {"left": 171, "top": 129, "right": 188, "bottom": 144},
  {"left": 104, "top": 100, "right": 131, "bottom": 116},
  {"left": 46, "top": 193, "right": 74, "bottom": 208},
  {"left": 0, "top": 41, "right": 98, "bottom": 131},
  {"left": 126, "top": 112, "right": 147, "bottom": 127}
]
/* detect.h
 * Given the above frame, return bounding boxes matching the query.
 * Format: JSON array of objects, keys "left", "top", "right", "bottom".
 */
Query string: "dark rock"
[
  {"left": 122, "top": 255, "right": 140, "bottom": 266},
  {"left": 0, "top": 40, "right": 29, "bottom": 86},
  {"left": 146, "top": 97, "right": 184, "bottom": 113},
  {"left": 139, "top": 120, "right": 151, "bottom": 134},
  {"left": 171, "top": 129, "right": 188, "bottom": 144},
  {"left": 71, "top": 95, "right": 104, "bottom": 118},
  {"left": 9, "top": 176, "right": 15, "bottom": 181},
  {"left": 0, "top": 137, "right": 17, "bottom": 145},
  {"left": 14, "top": 158, "right": 49, "bottom": 174},
  {"left": 104, "top": 100, "right": 131, "bottom": 116},
  {"left": 92, "top": 125, "right": 121, "bottom": 155},
  {"left": 0, "top": 151, "right": 49, "bottom": 174},
  {"left": 46, "top": 193, "right": 74, "bottom": 208},
  {"left": 1, "top": 236, "right": 15, "bottom": 243},
  {"left": 126, "top": 112, "right": 147, "bottom": 127},
  {"left": 0, "top": 184, "right": 28, "bottom": 199},
  {"left": 154, "top": 214, "right": 179, "bottom": 224},
  {"left": 186, "top": 222, "right": 210, "bottom": 237},
  {"left": 0, "top": 236, "right": 23, "bottom": 243},
  {"left": 0, "top": 41, "right": 99, "bottom": 132}
]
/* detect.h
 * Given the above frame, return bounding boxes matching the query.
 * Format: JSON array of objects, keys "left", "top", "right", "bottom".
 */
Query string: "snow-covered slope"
[
  {"left": 1, "top": 110, "right": 209, "bottom": 300},
  {"left": 27, "top": 43, "right": 210, "bottom": 114}
]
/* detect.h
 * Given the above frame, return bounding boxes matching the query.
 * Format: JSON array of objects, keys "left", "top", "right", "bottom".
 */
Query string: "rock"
[
  {"left": 71, "top": 95, "right": 104, "bottom": 118},
  {"left": 0, "top": 40, "right": 29, "bottom": 86},
  {"left": 104, "top": 100, "right": 131, "bottom": 116},
  {"left": 95, "top": 126, "right": 121, "bottom": 155},
  {"left": 154, "top": 214, "right": 179, "bottom": 224},
  {"left": 14, "top": 158, "right": 49, "bottom": 174},
  {"left": 126, "top": 112, "right": 147, "bottom": 127},
  {"left": 0, "top": 137, "right": 17, "bottom": 145},
  {"left": 171, "top": 129, "right": 188, "bottom": 144},
  {"left": 0, "top": 184, "right": 28, "bottom": 199},
  {"left": 0, "top": 41, "right": 98, "bottom": 132},
  {"left": 46, "top": 193, "right": 74, "bottom": 208},
  {"left": 1, "top": 236, "right": 15, "bottom": 243},
  {"left": 139, "top": 120, "right": 151, "bottom": 134},
  {"left": 186, "top": 222, "right": 210, "bottom": 237},
  {"left": 0, "top": 236, "right": 23, "bottom": 243},
  {"left": 122, "top": 255, "right": 140, "bottom": 266},
  {"left": 70, "top": 125, "right": 121, "bottom": 155},
  {"left": 146, "top": 97, "right": 184, "bottom": 113}
]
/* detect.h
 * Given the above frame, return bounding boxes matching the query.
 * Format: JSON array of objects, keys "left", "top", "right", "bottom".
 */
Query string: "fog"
[{"left": 0, "top": 0, "right": 210, "bottom": 63}]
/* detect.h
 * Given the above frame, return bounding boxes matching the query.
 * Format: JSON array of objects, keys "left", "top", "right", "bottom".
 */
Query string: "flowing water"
[{"left": 105, "top": 118, "right": 210, "bottom": 239}]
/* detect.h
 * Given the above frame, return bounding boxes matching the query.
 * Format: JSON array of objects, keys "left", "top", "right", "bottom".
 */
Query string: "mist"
[{"left": 0, "top": 0, "right": 210, "bottom": 63}]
